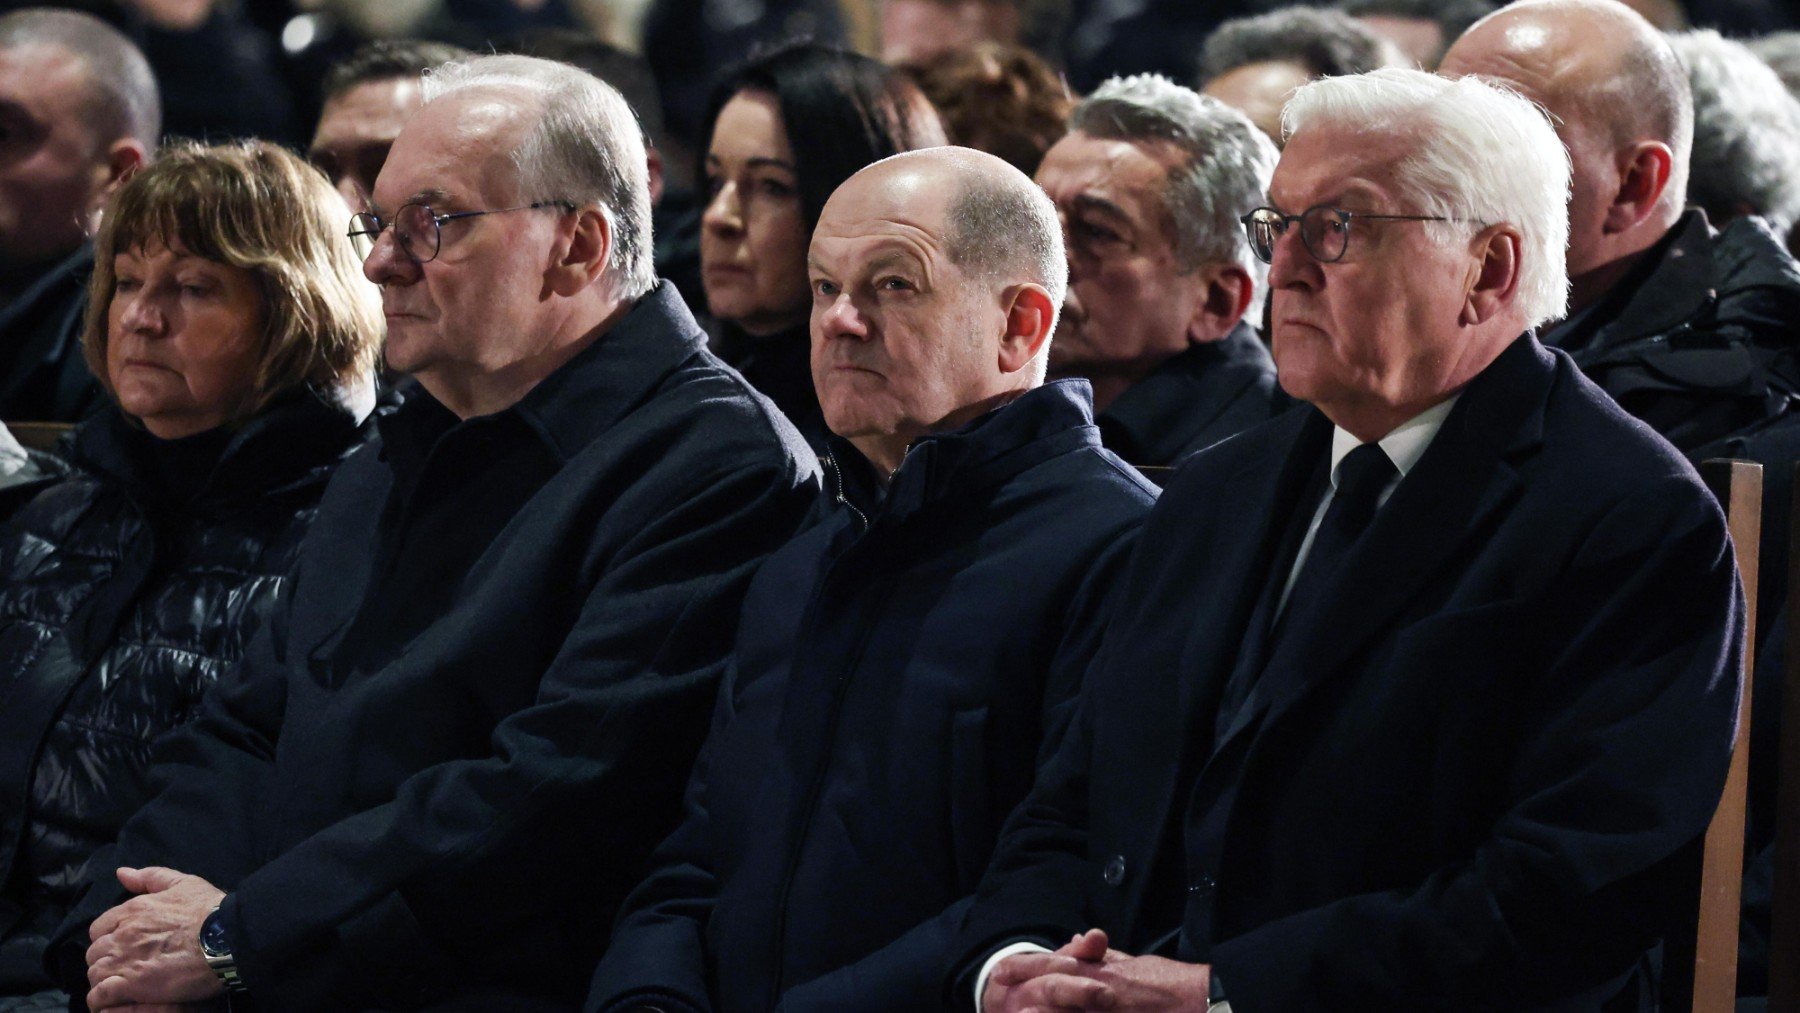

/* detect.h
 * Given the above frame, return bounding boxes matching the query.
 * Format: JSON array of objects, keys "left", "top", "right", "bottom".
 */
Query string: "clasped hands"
[
  {"left": 83, "top": 866, "right": 225, "bottom": 1012},
  {"left": 983, "top": 928, "right": 1212, "bottom": 1012}
]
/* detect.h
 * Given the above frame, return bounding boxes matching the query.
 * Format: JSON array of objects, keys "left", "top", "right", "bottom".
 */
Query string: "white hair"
[
  {"left": 1071, "top": 74, "right": 1279, "bottom": 309},
  {"left": 1668, "top": 30, "right": 1800, "bottom": 235},
  {"left": 422, "top": 54, "right": 655, "bottom": 298},
  {"left": 1282, "top": 67, "right": 1571, "bottom": 328},
  {"left": 1747, "top": 32, "right": 1800, "bottom": 100}
]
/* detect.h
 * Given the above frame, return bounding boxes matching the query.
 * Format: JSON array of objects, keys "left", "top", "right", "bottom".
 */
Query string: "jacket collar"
[
  {"left": 825, "top": 378, "right": 1103, "bottom": 524},
  {"left": 1098, "top": 321, "right": 1273, "bottom": 463},
  {"left": 1560, "top": 209, "right": 1714, "bottom": 355},
  {"left": 378, "top": 281, "right": 709, "bottom": 466},
  {"left": 72, "top": 385, "right": 365, "bottom": 505}
]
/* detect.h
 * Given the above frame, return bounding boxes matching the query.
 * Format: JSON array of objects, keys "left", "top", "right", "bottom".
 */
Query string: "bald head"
[
  {"left": 849, "top": 147, "right": 1067, "bottom": 305},
  {"left": 1440, "top": 0, "right": 1692, "bottom": 310},
  {"left": 809, "top": 146, "right": 1066, "bottom": 473}
]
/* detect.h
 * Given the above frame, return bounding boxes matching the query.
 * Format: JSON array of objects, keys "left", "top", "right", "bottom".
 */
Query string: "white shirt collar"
[{"left": 1326, "top": 394, "right": 1460, "bottom": 489}]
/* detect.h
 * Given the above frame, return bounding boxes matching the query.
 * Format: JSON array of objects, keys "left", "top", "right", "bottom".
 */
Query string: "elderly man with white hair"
[
  {"left": 950, "top": 67, "right": 1742, "bottom": 1012},
  {"left": 45, "top": 54, "right": 820, "bottom": 1011}
]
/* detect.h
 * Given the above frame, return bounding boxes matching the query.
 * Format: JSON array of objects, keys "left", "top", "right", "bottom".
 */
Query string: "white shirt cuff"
[{"left": 974, "top": 941, "right": 1053, "bottom": 1011}]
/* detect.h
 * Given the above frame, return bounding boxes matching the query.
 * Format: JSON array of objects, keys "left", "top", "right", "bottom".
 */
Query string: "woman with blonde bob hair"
[{"left": 0, "top": 140, "right": 379, "bottom": 1006}]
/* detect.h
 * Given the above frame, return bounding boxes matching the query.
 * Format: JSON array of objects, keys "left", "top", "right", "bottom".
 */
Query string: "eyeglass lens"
[
  {"left": 348, "top": 203, "right": 444, "bottom": 263},
  {"left": 1244, "top": 207, "right": 1353, "bottom": 264}
]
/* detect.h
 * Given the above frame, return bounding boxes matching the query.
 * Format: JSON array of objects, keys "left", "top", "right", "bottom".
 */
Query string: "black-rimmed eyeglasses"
[
  {"left": 348, "top": 200, "right": 576, "bottom": 262},
  {"left": 1239, "top": 205, "right": 1452, "bottom": 265}
]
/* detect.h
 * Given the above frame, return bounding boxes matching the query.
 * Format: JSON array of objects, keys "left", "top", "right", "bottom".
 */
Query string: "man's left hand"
[
  {"left": 1059, "top": 930, "right": 1213, "bottom": 1012},
  {"left": 84, "top": 867, "right": 226, "bottom": 1011}
]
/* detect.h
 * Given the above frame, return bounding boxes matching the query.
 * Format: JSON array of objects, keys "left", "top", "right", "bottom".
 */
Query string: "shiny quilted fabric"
[{"left": 0, "top": 392, "right": 365, "bottom": 991}]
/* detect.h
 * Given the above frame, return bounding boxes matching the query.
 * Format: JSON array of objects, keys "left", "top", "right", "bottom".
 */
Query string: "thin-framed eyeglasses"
[
  {"left": 348, "top": 200, "right": 577, "bottom": 262},
  {"left": 1239, "top": 205, "right": 1452, "bottom": 265}
]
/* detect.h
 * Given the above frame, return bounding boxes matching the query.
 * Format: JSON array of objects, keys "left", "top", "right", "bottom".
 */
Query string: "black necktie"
[{"left": 1275, "top": 441, "right": 1398, "bottom": 639}]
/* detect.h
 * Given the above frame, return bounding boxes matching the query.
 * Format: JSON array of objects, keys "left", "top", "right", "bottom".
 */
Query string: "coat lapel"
[
  {"left": 1217, "top": 335, "right": 1554, "bottom": 750},
  {"left": 1171, "top": 409, "right": 1331, "bottom": 729}
]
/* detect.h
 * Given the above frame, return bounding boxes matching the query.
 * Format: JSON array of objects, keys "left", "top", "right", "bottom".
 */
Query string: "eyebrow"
[
  {"left": 1071, "top": 193, "right": 1132, "bottom": 224},
  {"left": 368, "top": 187, "right": 456, "bottom": 217},
  {"left": 704, "top": 153, "right": 799, "bottom": 173}
]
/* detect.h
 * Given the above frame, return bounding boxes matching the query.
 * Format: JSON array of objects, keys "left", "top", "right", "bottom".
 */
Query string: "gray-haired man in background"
[{"left": 1035, "top": 74, "right": 1285, "bottom": 468}]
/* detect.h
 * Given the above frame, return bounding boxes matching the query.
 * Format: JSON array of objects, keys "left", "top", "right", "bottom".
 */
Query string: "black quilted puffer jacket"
[{"left": 0, "top": 388, "right": 368, "bottom": 993}]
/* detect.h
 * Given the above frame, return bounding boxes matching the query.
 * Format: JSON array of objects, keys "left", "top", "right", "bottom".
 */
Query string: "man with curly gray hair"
[{"left": 1037, "top": 74, "right": 1285, "bottom": 468}]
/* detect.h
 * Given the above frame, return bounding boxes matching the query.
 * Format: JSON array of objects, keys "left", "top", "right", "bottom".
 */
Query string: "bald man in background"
[
  {"left": 1441, "top": 0, "right": 1800, "bottom": 455},
  {"left": 587, "top": 146, "right": 1158, "bottom": 1013}
]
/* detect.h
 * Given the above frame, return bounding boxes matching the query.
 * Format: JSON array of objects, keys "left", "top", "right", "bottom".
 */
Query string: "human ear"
[
  {"left": 546, "top": 207, "right": 612, "bottom": 297},
  {"left": 86, "top": 139, "right": 148, "bottom": 218},
  {"left": 1186, "top": 263, "right": 1256, "bottom": 343},
  {"left": 998, "top": 283, "right": 1057, "bottom": 376},
  {"left": 1603, "top": 141, "right": 1674, "bottom": 235},
  {"left": 1461, "top": 224, "right": 1521, "bottom": 326}
]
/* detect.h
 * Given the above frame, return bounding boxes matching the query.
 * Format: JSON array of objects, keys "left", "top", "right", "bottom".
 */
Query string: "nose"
[
  {"left": 362, "top": 223, "right": 419, "bottom": 287},
  {"left": 817, "top": 291, "right": 869, "bottom": 343},
  {"left": 1267, "top": 225, "right": 1321, "bottom": 293},
  {"left": 702, "top": 180, "right": 743, "bottom": 237},
  {"left": 115, "top": 288, "right": 165, "bottom": 338}
]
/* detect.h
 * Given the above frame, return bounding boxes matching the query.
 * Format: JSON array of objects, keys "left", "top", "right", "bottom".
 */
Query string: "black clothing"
[
  {"left": 0, "top": 392, "right": 366, "bottom": 994},
  {"left": 50, "top": 283, "right": 820, "bottom": 1011},
  {"left": 0, "top": 247, "right": 102, "bottom": 424},
  {"left": 1544, "top": 210, "right": 1800, "bottom": 455},
  {"left": 715, "top": 321, "right": 827, "bottom": 452},
  {"left": 950, "top": 336, "right": 1743, "bottom": 1011},
  {"left": 589, "top": 380, "right": 1156, "bottom": 1013},
  {"left": 1094, "top": 323, "right": 1283, "bottom": 467}
]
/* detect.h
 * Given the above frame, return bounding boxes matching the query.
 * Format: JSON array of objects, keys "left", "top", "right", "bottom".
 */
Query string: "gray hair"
[
  {"left": 867, "top": 147, "right": 1065, "bottom": 383},
  {"left": 1283, "top": 68, "right": 1572, "bottom": 327},
  {"left": 1070, "top": 74, "right": 1278, "bottom": 302},
  {"left": 0, "top": 8, "right": 159, "bottom": 150},
  {"left": 1669, "top": 29, "right": 1800, "bottom": 235},
  {"left": 1747, "top": 32, "right": 1800, "bottom": 101},
  {"left": 1200, "top": 8, "right": 1395, "bottom": 82},
  {"left": 423, "top": 54, "right": 654, "bottom": 298}
]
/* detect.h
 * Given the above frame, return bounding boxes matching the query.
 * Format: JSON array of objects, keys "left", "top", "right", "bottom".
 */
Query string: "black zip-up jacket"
[
  {"left": 0, "top": 391, "right": 366, "bottom": 993},
  {"left": 1095, "top": 322, "right": 1284, "bottom": 468},
  {"left": 49, "top": 283, "right": 822, "bottom": 1010},
  {"left": 588, "top": 379, "right": 1158, "bottom": 1013},
  {"left": 1545, "top": 209, "right": 1800, "bottom": 455}
]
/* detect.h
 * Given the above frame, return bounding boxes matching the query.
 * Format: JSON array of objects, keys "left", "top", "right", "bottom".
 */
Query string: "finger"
[
  {"left": 119, "top": 866, "right": 184, "bottom": 893},
  {"left": 993, "top": 953, "right": 1093, "bottom": 986},
  {"left": 86, "top": 938, "right": 122, "bottom": 985},
  {"left": 1020, "top": 973, "right": 1116, "bottom": 1010},
  {"left": 1064, "top": 928, "right": 1110, "bottom": 962},
  {"left": 88, "top": 974, "right": 134, "bottom": 1011},
  {"left": 91, "top": 903, "right": 128, "bottom": 940}
]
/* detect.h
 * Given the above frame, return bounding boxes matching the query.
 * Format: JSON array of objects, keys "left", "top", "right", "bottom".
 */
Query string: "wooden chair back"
[{"left": 1664, "top": 459, "right": 1762, "bottom": 1011}]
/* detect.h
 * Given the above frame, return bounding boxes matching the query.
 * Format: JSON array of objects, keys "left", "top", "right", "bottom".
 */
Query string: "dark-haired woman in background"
[
  {"left": 700, "top": 41, "right": 945, "bottom": 450},
  {"left": 0, "top": 140, "right": 379, "bottom": 1008}
]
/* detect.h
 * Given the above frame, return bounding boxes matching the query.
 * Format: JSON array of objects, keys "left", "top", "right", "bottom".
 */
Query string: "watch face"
[{"left": 199, "top": 909, "right": 229, "bottom": 957}]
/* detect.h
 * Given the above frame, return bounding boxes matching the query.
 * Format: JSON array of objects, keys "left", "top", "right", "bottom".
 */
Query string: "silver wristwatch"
[{"left": 199, "top": 904, "right": 248, "bottom": 994}]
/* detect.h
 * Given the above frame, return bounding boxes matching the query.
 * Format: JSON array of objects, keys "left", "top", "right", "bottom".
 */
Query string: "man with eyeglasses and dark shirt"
[
  {"left": 954, "top": 68, "right": 1741, "bottom": 1013},
  {"left": 50, "top": 54, "right": 818, "bottom": 1012}
]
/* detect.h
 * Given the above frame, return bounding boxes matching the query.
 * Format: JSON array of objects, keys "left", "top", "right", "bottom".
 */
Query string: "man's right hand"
[{"left": 982, "top": 930, "right": 1117, "bottom": 1012}]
